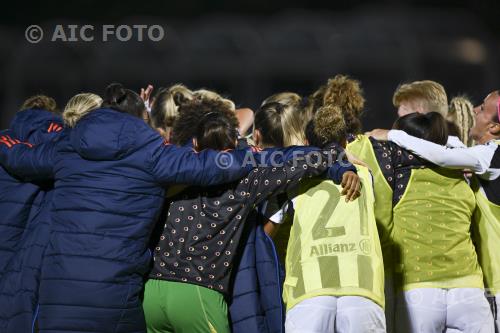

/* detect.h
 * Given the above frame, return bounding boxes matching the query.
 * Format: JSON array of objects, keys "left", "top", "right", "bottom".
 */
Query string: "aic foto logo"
[{"left": 26, "top": 24, "right": 165, "bottom": 43}]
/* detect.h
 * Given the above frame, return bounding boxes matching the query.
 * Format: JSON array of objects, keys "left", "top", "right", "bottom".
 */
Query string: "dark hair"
[
  {"left": 305, "top": 120, "right": 323, "bottom": 147},
  {"left": 393, "top": 112, "right": 448, "bottom": 145},
  {"left": 101, "top": 83, "right": 145, "bottom": 119},
  {"left": 172, "top": 99, "right": 238, "bottom": 150},
  {"left": 254, "top": 102, "right": 285, "bottom": 147},
  {"left": 20, "top": 95, "right": 58, "bottom": 113},
  {"left": 446, "top": 120, "right": 460, "bottom": 138},
  {"left": 195, "top": 112, "right": 238, "bottom": 151}
]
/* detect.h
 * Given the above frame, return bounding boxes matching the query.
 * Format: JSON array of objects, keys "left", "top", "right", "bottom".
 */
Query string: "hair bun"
[{"left": 314, "top": 105, "right": 346, "bottom": 143}]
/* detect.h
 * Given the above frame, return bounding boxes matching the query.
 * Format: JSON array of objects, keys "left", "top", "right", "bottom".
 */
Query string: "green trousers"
[{"left": 143, "top": 279, "right": 230, "bottom": 333}]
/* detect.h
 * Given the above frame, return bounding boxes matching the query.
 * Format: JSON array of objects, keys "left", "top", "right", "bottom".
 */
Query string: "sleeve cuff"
[{"left": 328, "top": 162, "right": 357, "bottom": 184}]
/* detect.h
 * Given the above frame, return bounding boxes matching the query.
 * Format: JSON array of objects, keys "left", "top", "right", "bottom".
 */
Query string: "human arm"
[
  {"left": 0, "top": 133, "right": 56, "bottom": 180},
  {"left": 387, "top": 130, "right": 494, "bottom": 175},
  {"left": 235, "top": 108, "right": 254, "bottom": 136},
  {"left": 446, "top": 136, "right": 467, "bottom": 148},
  {"left": 243, "top": 146, "right": 360, "bottom": 207},
  {"left": 149, "top": 137, "right": 254, "bottom": 187}
]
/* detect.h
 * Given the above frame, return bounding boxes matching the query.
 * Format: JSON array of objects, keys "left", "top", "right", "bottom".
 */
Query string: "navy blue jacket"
[
  {"left": 0, "top": 109, "right": 62, "bottom": 274},
  {"left": 229, "top": 222, "right": 285, "bottom": 333},
  {"left": 0, "top": 109, "right": 62, "bottom": 333},
  {"left": 0, "top": 108, "right": 254, "bottom": 333},
  {"left": 0, "top": 190, "right": 57, "bottom": 333}
]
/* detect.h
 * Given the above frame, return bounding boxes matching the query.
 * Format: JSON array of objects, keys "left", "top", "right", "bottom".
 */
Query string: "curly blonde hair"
[
  {"left": 313, "top": 104, "right": 347, "bottom": 145},
  {"left": 315, "top": 75, "right": 366, "bottom": 135},
  {"left": 63, "top": 93, "right": 102, "bottom": 127}
]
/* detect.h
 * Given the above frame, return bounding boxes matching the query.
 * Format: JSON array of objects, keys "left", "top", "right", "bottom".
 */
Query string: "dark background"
[{"left": 1, "top": 0, "right": 499, "bottom": 129}]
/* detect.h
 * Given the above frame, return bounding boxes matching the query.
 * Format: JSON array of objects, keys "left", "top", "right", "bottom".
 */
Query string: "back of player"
[
  {"left": 284, "top": 165, "right": 385, "bottom": 333},
  {"left": 283, "top": 105, "right": 385, "bottom": 333},
  {"left": 384, "top": 112, "right": 494, "bottom": 333},
  {"left": 313, "top": 75, "right": 396, "bottom": 331}
]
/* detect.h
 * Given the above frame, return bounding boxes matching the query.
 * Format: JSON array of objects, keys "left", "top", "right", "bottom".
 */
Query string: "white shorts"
[
  {"left": 285, "top": 295, "right": 386, "bottom": 333},
  {"left": 396, "top": 288, "right": 494, "bottom": 333}
]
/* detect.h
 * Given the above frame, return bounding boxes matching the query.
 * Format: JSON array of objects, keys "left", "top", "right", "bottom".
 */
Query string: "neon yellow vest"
[
  {"left": 472, "top": 141, "right": 500, "bottom": 294},
  {"left": 347, "top": 135, "right": 394, "bottom": 267},
  {"left": 393, "top": 167, "right": 483, "bottom": 290},
  {"left": 283, "top": 166, "right": 385, "bottom": 310}
]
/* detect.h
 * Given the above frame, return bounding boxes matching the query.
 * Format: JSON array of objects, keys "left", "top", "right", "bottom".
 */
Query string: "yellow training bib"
[
  {"left": 283, "top": 166, "right": 385, "bottom": 310},
  {"left": 392, "top": 167, "right": 483, "bottom": 291},
  {"left": 347, "top": 135, "right": 394, "bottom": 268}
]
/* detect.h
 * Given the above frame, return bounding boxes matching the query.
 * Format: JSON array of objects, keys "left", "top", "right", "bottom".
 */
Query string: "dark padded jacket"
[
  {"left": 0, "top": 108, "right": 254, "bottom": 333},
  {"left": 0, "top": 109, "right": 62, "bottom": 333}
]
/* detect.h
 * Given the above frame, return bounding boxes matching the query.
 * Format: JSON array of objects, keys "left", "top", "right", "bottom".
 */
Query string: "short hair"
[
  {"left": 20, "top": 95, "right": 57, "bottom": 113},
  {"left": 393, "top": 80, "right": 448, "bottom": 117}
]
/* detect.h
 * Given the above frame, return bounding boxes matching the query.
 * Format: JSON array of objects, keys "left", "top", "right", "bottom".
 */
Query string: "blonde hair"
[
  {"left": 448, "top": 96, "right": 475, "bottom": 146},
  {"left": 150, "top": 84, "right": 194, "bottom": 130},
  {"left": 393, "top": 80, "right": 448, "bottom": 117},
  {"left": 313, "top": 104, "right": 347, "bottom": 144},
  {"left": 63, "top": 93, "right": 102, "bottom": 127},
  {"left": 256, "top": 92, "right": 309, "bottom": 146},
  {"left": 193, "top": 89, "right": 236, "bottom": 112}
]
